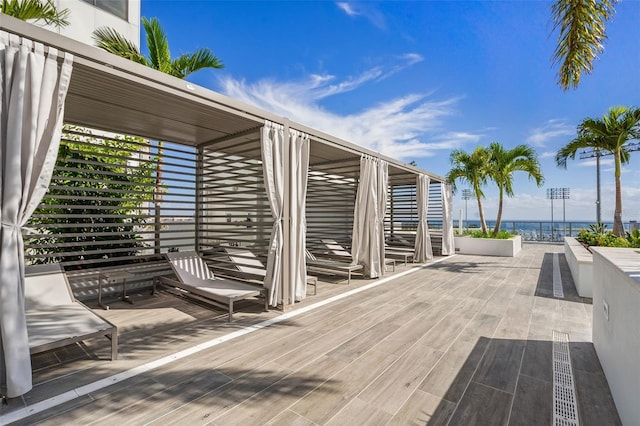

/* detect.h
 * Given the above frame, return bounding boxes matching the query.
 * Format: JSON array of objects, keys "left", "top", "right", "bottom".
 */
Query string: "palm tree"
[
  {"left": 92, "top": 17, "right": 224, "bottom": 78},
  {"left": 488, "top": 143, "right": 544, "bottom": 236},
  {"left": 556, "top": 106, "right": 640, "bottom": 236},
  {"left": 93, "top": 17, "right": 224, "bottom": 253},
  {"left": 447, "top": 147, "right": 492, "bottom": 234},
  {"left": 550, "top": 0, "right": 616, "bottom": 90},
  {"left": 1, "top": 0, "right": 69, "bottom": 27}
]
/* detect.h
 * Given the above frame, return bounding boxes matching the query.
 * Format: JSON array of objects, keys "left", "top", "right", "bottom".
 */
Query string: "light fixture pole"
[
  {"left": 579, "top": 143, "right": 640, "bottom": 224},
  {"left": 462, "top": 189, "right": 473, "bottom": 230},
  {"left": 547, "top": 188, "right": 570, "bottom": 241},
  {"left": 579, "top": 149, "right": 602, "bottom": 223}
]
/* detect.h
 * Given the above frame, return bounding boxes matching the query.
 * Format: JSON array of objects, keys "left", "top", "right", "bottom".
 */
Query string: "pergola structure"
[{"left": 0, "top": 15, "right": 453, "bottom": 398}]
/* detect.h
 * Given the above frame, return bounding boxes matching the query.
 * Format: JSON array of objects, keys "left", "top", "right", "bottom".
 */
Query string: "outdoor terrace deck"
[{"left": 2, "top": 244, "right": 620, "bottom": 425}]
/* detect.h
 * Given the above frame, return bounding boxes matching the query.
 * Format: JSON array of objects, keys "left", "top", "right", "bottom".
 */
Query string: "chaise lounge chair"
[
  {"left": 212, "top": 247, "right": 318, "bottom": 295},
  {"left": 161, "top": 251, "right": 268, "bottom": 321},
  {"left": 25, "top": 264, "right": 118, "bottom": 360},
  {"left": 305, "top": 249, "right": 364, "bottom": 284},
  {"left": 319, "top": 239, "right": 397, "bottom": 270},
  {"left": 383, "top": 243, "right": 415, "bottom": 266}
]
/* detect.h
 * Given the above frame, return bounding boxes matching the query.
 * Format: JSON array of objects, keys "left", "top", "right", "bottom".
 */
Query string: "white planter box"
[
  {"left": 564, "top": 237, "right": 593, "bottom": 298},
  {"left": 592, "top": 247, "right": 640, "bottom": 426},
  {"left": 454, "top": 235, "right": 521, "bottom": 257}
]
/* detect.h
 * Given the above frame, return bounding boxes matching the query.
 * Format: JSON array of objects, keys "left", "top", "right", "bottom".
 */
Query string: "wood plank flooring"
[{"left": 1, "top": 244, "right": 622, "bottom": 425}]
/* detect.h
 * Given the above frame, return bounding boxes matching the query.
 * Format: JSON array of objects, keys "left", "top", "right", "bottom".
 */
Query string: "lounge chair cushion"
[
  {"left": 320, "top": 239, "right": 352, "bottom": 257},
  {"left": 165, "top": 251, "right": 267, "bottom": 321},
  {"left": 221, "top": 247, "right": 267, "bottom": 277},
  {"left": 24, "top": 263, "right": 117, "bottom": 359},
  {"left": 26, "top": 305, "right": 113, "bottom": 348}
]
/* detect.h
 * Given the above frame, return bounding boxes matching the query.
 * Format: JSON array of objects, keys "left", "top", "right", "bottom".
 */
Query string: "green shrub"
[
  {"left": 577, "top": 224, "right": 639, "bottom": 248},
  {"left": 626, "top": 229, "right": 640, "bottom": 247},
  {"left": 464, "top": 229, "right": 514, "bottom": 239}
]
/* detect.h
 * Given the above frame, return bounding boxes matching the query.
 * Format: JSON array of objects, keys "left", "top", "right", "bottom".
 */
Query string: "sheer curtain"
[
  {"left": 441, "top": 183, "right": 455, "bottom": 255},
  {"left": 261, "top": 121, "right": 285, "bottom": 306},
  {"left": 414, "top": 174, "right": 433, "bottom": 262},
  {"left": 376, "top": 159, "right": 388, "bottom": 275},
  {"left": 289, "top": 129, "right": 309, "bottom": 302},
  {"left": 0, "top": 32, "right": 73, "bottom": 398},
  {"left": 351, "top": 155, "right": 385, "bottom": 278}
]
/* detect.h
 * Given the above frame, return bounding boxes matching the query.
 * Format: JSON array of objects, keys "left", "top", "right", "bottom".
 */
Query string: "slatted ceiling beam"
[{"left": 309, "top": 157, "right": 361, "bottom": 168}]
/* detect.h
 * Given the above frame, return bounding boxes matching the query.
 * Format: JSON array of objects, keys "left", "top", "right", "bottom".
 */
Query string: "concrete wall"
[
  {"left": 41, "top": 0, "right": 140, "bottom": 48},
  {"left": 453, "top": 235, "right": 521, "bottom": 257},
  {"left": 564, "top": 237, "right": 593, "bottom": 298},
  {"left": 591, "top": 247, "right": 640, "bottom": 426}
]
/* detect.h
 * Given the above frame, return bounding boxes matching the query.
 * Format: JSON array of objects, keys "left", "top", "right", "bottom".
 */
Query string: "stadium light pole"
[
  {"left": 462, "top": 189, "right": 473, "bottom": 230},
  {"left": 579, "top": 149, "right": 602, "bottom": 223},
  {"left": 547, "top": 188, "right": 570, "bottom": 241},
  {"left": 579, "top": 143, "right": 640, "bottom": 224}
]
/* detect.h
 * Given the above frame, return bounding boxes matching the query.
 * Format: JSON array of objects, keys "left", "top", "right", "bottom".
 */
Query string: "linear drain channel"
[
  {"left": 553, "top": 253, "right": 564, "bottom": 298},
  {"left": 553, "top": 330, "right": 579, "bottom": 425}
]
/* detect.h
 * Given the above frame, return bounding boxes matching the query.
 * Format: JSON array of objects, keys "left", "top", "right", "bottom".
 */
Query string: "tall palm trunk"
[
  {"left": 475, "top": 189, "right": 488, "bottom": 234},
  {"left": 613, "top": 150, "right": 624, "bottom": 236},
  {"left": 493, "top": 188, "right": 504, "bottom": 236}
]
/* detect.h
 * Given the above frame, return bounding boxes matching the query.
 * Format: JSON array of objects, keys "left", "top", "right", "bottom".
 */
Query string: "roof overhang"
[{"left": 0, "top": 14, "right": 446, "bottom": 185}]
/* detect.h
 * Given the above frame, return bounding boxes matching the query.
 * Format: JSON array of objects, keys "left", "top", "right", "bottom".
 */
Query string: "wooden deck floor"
[{"left": 2, "top": 244, "right": 621, "bottom": 425}]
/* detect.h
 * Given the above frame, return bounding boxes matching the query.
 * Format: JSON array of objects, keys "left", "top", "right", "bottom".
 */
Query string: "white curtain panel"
[
  {"left": 414, "top": 174, "right": 433, "bottom": 262},
  {"left": 351, "top": 155, "right": 383, "bottom": 278},
  {"left": 261, "top": 121, "right": 285, "bottom": 306},
  {"left": 441, "top": 182, "right": 455, "bottom": 255},
  {"left": 289, "top": 129, "right": 309, "bottom": 302},
  {"left": 0, "top": 32, "right": 73, "bottom": 398},
  {"left": 376, "top": 159, "right": 388, "bottom": 275}
]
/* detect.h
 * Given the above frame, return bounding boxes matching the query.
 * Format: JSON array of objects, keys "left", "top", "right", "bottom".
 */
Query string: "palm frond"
[
  {"left": 171, "top": 48, "right": 224, "bottom": 79},
  {"left": 489, "top": 143, "right": 543, "bottom": 197},
  {"left": 447, "top": 147, "right": 490, "bottom": 199},
  {"left": 551, "top": 0, "right": 616, "bottom": 90},
  {"left": 142, "top": 17, "right": 172, "bottom": 73},
  {"left": 92, "top": 27, "right": 147, "bottom": 66},
  {"left": 1, "top": 0, "right": 69, "bottom": 27}
]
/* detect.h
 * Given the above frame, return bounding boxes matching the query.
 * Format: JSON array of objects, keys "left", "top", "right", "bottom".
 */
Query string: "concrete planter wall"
[
  {"left": 454, "top": 235, "right": 521, "bottom": 257},
  {"left": 564, "top": 237, "right": 593, "bottom": 298},
  {"left": 592, "top": 247, "right": 640, "bottom": 426}
]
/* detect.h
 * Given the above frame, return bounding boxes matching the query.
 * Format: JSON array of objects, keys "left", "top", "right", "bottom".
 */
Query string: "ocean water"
[{"left": 454, "top": 220, "right": 634, "bottom": 242}]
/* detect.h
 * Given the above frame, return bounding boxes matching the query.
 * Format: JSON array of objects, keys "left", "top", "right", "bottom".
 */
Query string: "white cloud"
[
  {"left": 399, "top": 53, "right": 424, "bottom": 66},
  {"left": 526, "top": 119, "right": 575, "bottom": 147},
  {"left": 577, "top": 158, "right": 614, "bottom": 167},
  {"left": 336, "top": 2, "right": 386, "bottom": 29},
  {"left": 540, "top": 151, "right": 556, "bottom": 159},
  {"left": 336, "top": 2, "right": 358, "bottom": 16},
  {"left": 218, "top": 60, "right": 481, "bottom": 160}
]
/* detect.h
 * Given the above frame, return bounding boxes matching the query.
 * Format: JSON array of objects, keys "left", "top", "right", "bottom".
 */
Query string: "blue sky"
[{"left": 141, "top": 0, "right": 640, "bottom": 222}]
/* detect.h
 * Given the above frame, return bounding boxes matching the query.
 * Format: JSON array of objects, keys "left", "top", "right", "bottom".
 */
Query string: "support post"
[{"left": 282, "top": 120, "right": 292, "bottom": 309}]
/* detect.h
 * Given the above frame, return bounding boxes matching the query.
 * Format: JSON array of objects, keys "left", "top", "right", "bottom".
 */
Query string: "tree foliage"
[
  {"left": 447, "top": 143, "right": 543, "bottom": 237},
  {"left": 550, "top": 0, "right": 616, "bottom": 90},
  {"left": 92, "top": 17, "right": 224, "bottom": 78},
  {"left": 556, "top": 106, "right": 640, "bottom": 236},
  {"left": 28, "top": 125, "right": 157, "bottom": 267},
  {"left": 488, "top": 143, "right": 544, "bottom": 235},
  {"left": 1, "top": 0, "right": 69, "bottom": 28},
  {"left": 447, "top": 147, "right": 492, "bottom": 234}
]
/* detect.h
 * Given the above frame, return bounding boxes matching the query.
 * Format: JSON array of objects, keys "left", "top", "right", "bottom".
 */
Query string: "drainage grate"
[
  {"left": 553, "top": 253, "right": 564, "bottom": 298},
  {"left": 553, "top": 330, "right": 580, "bottom": 426}
]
